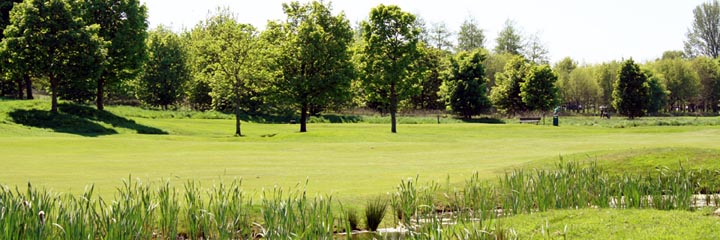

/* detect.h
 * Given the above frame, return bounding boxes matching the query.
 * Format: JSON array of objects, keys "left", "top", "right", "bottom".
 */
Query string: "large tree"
[
  {"left": 189, "top": 10, "right": 264, "bottom": 136},
  {"left": 595, "top": 61, "right": 620, "bottom": 108},
  {"left": 494, "top": 19, "right": 523, "bottom": 55},
  {"left": 428, "top": 21, "right": 453, "bottom": 51},
  {"left": 137, "top": 26, "right": 189, "bottom": 109},
  {"left": 521, "top": 65, "right": 558, "bottom": 115},
  {"left": 409, "top": 45, "right": 446, "bottom": 110},
  {"left": 651, "top": 58, "right": 700, "bottom": 111},
  {"left": 1, "top": 0, "right": 104, "bottom": 113},
  {"left": 490, "top": 55, "right": 531, "bottom": 116},
  {"left": 685, "top": 0, "right": 720, "bottom": 58},
  {"left": 456, "top": 17, "right": 485, "bottom": 52},
  {"left": 693, "top": 56, "right": 720, "bottom": 112},
  {"left": 266, "top": 1, "right": 354, "bottom": 133},
  {"left": 84, "top": 0, "right": 148, "bottom": 110},
  {"left": 443, "top": 49, "right": 491, "bottom": 119},
  {"left": 361, "top": 4, "right": 422, "bottom": 133},
  {"left": 0, "top": 0, "right": 30, "bottom": 99},
  {"left": 613, "top": 59, "right": 649, "bottom": 119}
]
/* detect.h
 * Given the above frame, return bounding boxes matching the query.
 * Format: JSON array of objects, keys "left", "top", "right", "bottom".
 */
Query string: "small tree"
[
  {"left": 521, "top": 65, "right": 558, "bottom": 116},
  {"left": 137, "top": 26, "right": 189, "bottom": 109},
  {"left": 443, "top": 49, "right": 491, "bottom": 119},
  {"left": 456, "top": 16, "right": 485, "bottom": 52},
  {"left": 613, "top": 59, "right": 649, "bottom": 119}
]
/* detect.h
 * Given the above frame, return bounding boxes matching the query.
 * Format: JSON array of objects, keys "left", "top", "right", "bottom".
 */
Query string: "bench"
[{"left": 519, "top": 117, "right": 541, "bottom": 124}]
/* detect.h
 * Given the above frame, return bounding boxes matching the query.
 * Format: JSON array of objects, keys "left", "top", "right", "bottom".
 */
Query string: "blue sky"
[{"left": 141, "top": 0, "right": 707, "bottom": 64}]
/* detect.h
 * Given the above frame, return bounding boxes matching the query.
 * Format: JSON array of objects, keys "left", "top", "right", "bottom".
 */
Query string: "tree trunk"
[
  {"left": 50, "top": 75, "right": 58, "bottom": 113},
  {"left": 24, "top": 74, "right": 33, "bottom": 99},
  {"left": 300, "top": 104, "right": 308, "bottom": 133},
  {"left": 390, "top": 83, "right": 398, "bottom": 133},
  {"left": 96, "top": 77, "right": 105, "bottom": 110},
  {"left": 235, "top": 105, "right": 242, "bottom": 136},
  {"left": 16, "top": 79, "right": 23, "bottom": 99}
]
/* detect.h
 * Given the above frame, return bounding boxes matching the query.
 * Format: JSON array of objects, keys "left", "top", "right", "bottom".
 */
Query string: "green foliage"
[
  {"left": 595, "top": 61, "right": 620, "bottom": 107},
  {"left": 491, "top": 55, "right": 530, "bottom": 115},
  {"left": 428, "top": 21, "right": 453, "bottom": 51},
  {"left": 187, "top": 9, "right": 267, "bottom": 136},
  {"left": 360, "top": 4, "right": 422, "bottom": 133},
  {"left": 443, "top": 49, "right": 491, "bottom": 118},
  {"left": 685, "top": 0, "right": 720, "bottom": 58},
  {"left": 650, "top": 58, "right": 700, "bottom": 110},
  {"left": 83, "top": 0, "right": 148, "bottom": 109},
  {"left": 408, "top": 45, "right": 447, "bottom": 110},
  {"left": 137, "top": 26, "right": 190, "bottom": 109},
  {"left": 494, "top": 19, "right": 524, "bottom": 55},
  {"left": 266, "top": 1, "right": 355, "bottom": 133},
  {"left": 692, "top": 56, "right": 720, "bottom": 112},
  {"left": 456, "top": 16, "right": 485, "bottom": 52},
  {"left": 1, "top": 0, "right": 105, "bottom": 112},
  {"left": 364, "top": 196, "right": 387, "bottom": 231},
  {"left": 613, "top": 59, "right": 649, "bottom": 119},
  {"left": 646, "top": 70, "right": 669, "bottom": 114},
  {"left": 521, "top": 65, "right": 558, "bottom": 113},
  {"left": 558, "top": 66, "right": 601, "bottom": 112}
]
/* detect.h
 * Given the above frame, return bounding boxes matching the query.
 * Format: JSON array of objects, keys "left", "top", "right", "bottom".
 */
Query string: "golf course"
[{"left": 3, "top": 98, "right": 720, "bottom": 239}]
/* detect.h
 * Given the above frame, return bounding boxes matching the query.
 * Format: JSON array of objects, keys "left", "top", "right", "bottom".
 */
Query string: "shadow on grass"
[
  {"left": 9, "top": 104, "right": 167, "bottom": 136},
  {"left": 460, "top": 117, "right": 505, "bottom": 124}
]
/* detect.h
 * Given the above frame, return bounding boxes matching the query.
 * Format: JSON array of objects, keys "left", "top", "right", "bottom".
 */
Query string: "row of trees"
[{"left": 2, "top": 0, "right": 720, "bottom": 134}]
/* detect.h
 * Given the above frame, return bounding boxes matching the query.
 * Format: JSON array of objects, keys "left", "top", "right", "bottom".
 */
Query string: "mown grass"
[{"left": 489, "top": 208, "right": 720, "bottom": 239}]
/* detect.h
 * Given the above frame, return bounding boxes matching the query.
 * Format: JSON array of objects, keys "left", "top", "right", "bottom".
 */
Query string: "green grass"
[
  {"left": 2, "top": 99, "right": 720, "bottom": 208},
  {"left": 490, "top": 208, "right": 720, "bottom": 239}
]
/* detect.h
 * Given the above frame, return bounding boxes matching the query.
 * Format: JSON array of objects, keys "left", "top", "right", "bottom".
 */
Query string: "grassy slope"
[
  {"left": 1, "top": 99, "right": 720, "bottom": 207},
  {"left": 494, "top": 208, "right": 720, "bottom": 239}
]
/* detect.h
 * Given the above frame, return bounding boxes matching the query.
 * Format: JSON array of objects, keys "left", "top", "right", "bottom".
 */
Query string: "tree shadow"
[
  {"left": 460, "top": 117, "right": 506, "bottom": 124},
  {"left": 9, "top": 110, "right": 117, "bottom": 137},
  {"left": 58, "top": 104, "right": 167, "bottom": 134},
  {"left": 9, "top": 104, "right": 167, "bottom": 136}
]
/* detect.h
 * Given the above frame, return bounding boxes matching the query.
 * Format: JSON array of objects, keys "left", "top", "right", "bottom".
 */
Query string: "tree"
[
  {"left": 409, "top": 45, "right": 446, "bottom": 110},
  {"left": 443, "top": 49, "right": 491, "bottom": 119},
  {"left": 1, "top": 0, "right": 104, "bottom": 113},
  {"left": 494, "top": 19, "right": 523, "bottom": 55},
  {"left": 685, "top": 0, "right": 720, "bottom": 58},
  {"left": 84, "top": 0, "right": 148, "bottom": 110},
  {"left": 645, "top": 70, "right": 669, "bottom": 115},
  {"left": 651, "top": 58, "right": 700, "bottom": 111},
  {"left": 523, "top": 33, "right": 549, "bottom": 65},
  {"left": 613, "top": 59, "right": 649, "bottom": 119},
  {"left": 558, "top": 66, "right": 601, "bottom": 113},
  {"left": 595, "top": 61, "right": 620, "bottom": 107},
  {"left": 490, "top": 55, "right": 531, "bottom": 116},
  {"left": 361, "top": 4, "right": 422, "bottom": 133},
  {"left": 521, "top": 65, "right": 558, "bottom": 115},
  {"left": 189, "top": 9, "right": 265, "bottom": 136},
  {"left": 137, "top": 26, "right": 189, "bottom": 109},
  {"left": 693, "top": 56, "right": 720, "bottom": 112},
  {"left": 428, "top": 21, "right": 453, "bottom": 51},
  {"left": 266, "top": 1, "right": 354, "bottom": 133},
  {"left": 0, "top": 0, "right": 30, "bottom": 99},
  {"left": 456, "top": 16, "right": 485, "bottom": 52}
]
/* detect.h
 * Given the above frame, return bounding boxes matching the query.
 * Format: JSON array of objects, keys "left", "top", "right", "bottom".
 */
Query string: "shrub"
[{"left": 364, "top": 196, "right": 387, "bottom": 231}]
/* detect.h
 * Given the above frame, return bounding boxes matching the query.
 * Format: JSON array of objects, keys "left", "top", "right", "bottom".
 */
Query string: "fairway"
[{"left": 2, "top": 105, "right": 720, "bottom": 205}]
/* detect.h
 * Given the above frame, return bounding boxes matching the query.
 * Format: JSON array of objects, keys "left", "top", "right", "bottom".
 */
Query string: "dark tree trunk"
[
  {"left": 235, "top": 106, "right": 242, "bottom": 137},
  {"left": 390, "top": 83, "right": 397, "bottom": 133},
  {"left": 300, "top": 104, "right": 308, "bottom": 133},
  {"left": 16, "top": 79, "right": 23, "bottom": 99},
  {"left": 24, "top": 74, "right": 32, "bottom": 99},
  {"left": 96, "top": 77, "right": 104, "bottom": 110},
  {"left": 50, "top": 75, "right": 58, "bottom": 113}
]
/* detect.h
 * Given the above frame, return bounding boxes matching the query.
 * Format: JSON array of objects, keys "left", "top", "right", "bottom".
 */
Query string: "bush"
[{"left": 364, "top": 196, "right": 387, "bottom": 231}]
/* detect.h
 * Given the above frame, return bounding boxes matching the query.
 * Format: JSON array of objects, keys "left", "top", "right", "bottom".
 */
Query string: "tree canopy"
[
  {"left": 685, "top": 0, "right": 720, "bottom": 58},
  {"left": 443, "top": 49, "right": 491, "bottom": 119},
  {"left": 456, "top": 17, "right": 485, "bottom": 52},
  {"left": 613, "top": 59, "right": 649, "bottom": 119}
]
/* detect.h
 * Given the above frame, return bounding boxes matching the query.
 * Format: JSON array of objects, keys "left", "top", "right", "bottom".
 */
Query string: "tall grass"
[{"left": 1, "top": 162, "right": 719, "bottom": 239}]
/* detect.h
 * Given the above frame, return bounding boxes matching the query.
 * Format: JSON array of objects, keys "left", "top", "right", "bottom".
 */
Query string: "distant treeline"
[{"left": 1, "top": 1, "right": 719, "bottom": 128}]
